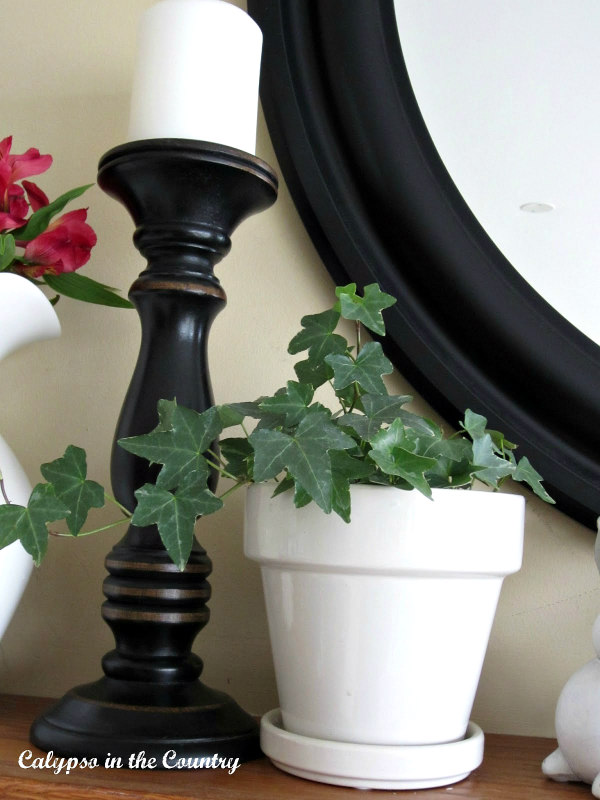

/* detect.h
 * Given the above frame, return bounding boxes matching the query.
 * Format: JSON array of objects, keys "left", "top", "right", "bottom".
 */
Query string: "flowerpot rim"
[{"left": 244, "top": 482, "right": 525, "bottom": 576}]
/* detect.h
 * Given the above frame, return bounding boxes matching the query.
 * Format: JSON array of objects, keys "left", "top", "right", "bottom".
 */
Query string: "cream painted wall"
[{"left": 0, "top": 0, "right": 597, "bottom": 739}]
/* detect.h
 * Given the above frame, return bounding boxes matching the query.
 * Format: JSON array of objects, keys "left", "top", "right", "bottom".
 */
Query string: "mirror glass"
[{"left": 395, "top": 0, "right": 600, "bottom": 345}]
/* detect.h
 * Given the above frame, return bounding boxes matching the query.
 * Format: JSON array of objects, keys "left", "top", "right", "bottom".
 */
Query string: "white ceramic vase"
[
  {"left": 245, "top": 482, "right": 525, "bottom": 790},
  {"left": 542, "top": 520, "right": 600, "bottom": 798},
  {"left": 0, "top": 272, "right": 61, "bottom": 641}
]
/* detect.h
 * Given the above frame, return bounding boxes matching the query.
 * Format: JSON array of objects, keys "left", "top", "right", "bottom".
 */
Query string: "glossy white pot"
[
  {"left": 0, "top": 273, "right": 60, "bottom": 641},
  {"left": 245, "top": 482, "right": 525, "bottom": 789}
]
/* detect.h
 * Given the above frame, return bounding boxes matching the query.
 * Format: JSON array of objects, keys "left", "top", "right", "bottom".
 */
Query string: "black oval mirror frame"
[{"left": 248, "top": 0, "right": 600, "bottom": 528}]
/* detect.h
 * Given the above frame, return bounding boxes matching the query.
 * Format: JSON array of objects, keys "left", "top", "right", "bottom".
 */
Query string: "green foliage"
[
  {"left": 0, "top": 444, "right": 117, "bottom": 563},
  {"left": 0, "top": 234, "right": 16, "bottom": 271},
  {"left": 0, "top": 282, "right": 555, "bottom": 571},
  {"left": 334, "top": 283, "right": 396, "bottom": 336},
  {"left": 0, "top": 483, "right": 69, "bottom": 565},
  {"left": 43, "top": 273, "right": 134, "bottom": 309},
  {"left": 326, "top": 341, "right": 393, "bottom": 395},
  {"left": 119, "top": 401, "right": 222, "bottom": 491},
  {"left": 131, "top": 472, "right": 222, "bottom": 570},
  {"left": 12, "top": 185, "right": 94, "bottom": 242},
  {"left": 112, "top": 282, "right": 553, "bottom": 560},
  {"left": 40, "top": 446, "right": 104, "bottom": 534},
  {"left": 249, "top": 410, "right": 355, "bottom": 514}
]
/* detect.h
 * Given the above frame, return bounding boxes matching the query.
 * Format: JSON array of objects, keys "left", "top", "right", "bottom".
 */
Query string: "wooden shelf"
[{"left": 0, "top": 694, "right": 590, "bottom": 799}]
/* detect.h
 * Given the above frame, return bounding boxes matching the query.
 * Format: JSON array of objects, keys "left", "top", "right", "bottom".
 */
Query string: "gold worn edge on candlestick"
[
  {"left": 105, "top": 558, "right": 210, "bottom": 574},
  {"left": 129, "top": 277, "right": 227, "bottom": 299},
  {"left": 105, "top": 585, "right": 210, "bottom": 600},
  {"left": 102, "top": 607, "right": 209, "bottom": 624},
  {"left": 98, "top": 139, "right": 279, "bottom": 193}
]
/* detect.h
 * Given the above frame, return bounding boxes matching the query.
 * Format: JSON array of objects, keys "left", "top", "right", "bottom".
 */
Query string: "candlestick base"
[{"left": 31, "top": 677, "right": 261, "bottom": 764}]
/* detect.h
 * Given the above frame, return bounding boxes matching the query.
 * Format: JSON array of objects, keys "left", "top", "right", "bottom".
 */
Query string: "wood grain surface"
[{"left": 0, "top": 694, "right": 590, "bottom": 799}]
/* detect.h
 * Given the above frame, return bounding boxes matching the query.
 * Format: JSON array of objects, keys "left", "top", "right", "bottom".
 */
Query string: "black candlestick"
[{"left": 30, "top": 139, "right": 277, "bottom": 763}]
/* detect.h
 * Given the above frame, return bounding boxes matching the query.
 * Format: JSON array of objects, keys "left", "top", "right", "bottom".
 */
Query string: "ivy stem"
[
  {"left": 356, "top": 319, "right": 362, "bottom": 355},
  {"left": 104, "top": 492, "right": 132, "bottom": 518},
  {"left": 49, "top": 517, "right": 130, "bottom": 538},
  {"left": 332, "top": 380, "right": 348, "bottom": 414},
  {"left": 347, "top": 382, "right": 360, "bottom": 414},
  {"left": 205, "top": 458, "right": 239, "bottom": 484},
  {"left": 207, "top": 448, "right": 227, "bottom": 469},
  {"left": 0, "top": 471, "right": 11, "bottom": 505},
  {"left": 217, "top": 479, "right": 248, "bottom": 501}
]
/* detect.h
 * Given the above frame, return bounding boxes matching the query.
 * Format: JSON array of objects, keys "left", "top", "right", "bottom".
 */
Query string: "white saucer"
[{"left": 260, "top": 709, "right": 484, "bottom": 790}]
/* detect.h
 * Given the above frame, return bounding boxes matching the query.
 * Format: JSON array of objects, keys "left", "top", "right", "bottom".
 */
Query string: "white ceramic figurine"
[{"left": 542, "top": 520, "right": 600, "bottom": 797}]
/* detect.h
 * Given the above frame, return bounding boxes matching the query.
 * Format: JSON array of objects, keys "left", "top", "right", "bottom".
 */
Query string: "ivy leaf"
[
  {"left": 293, "top": 356, "right": 334, "bottom": 390},
  {"left": 462, "top": 409, "right": 489, "bottom": 440},
  {"left": 40, "top": 445, "right": 104, "bottom": 535},
  {"left": 369, "top": 419, "right": 437, "bottom": 498},
  {"left": 0, "top": 505, "right": 22, "bottom": 550},
  {"left": 462, "top": 408, "right": 517, "bottom": 457},
  {"left": 335, "top": 283, "right": 396, "bottom": 335},
  {"left": 338, "top": 394, "right": 435, "bottom": 441},
  {"left": 461, "top": 408, "right": 517, "bottom": 454},
  {"left": 217, "top": 404, "right": 246, "bottom": 429},
  {"left": 259, "top": 381, "right": 314, "bottom": 426},
  {"left": 293, "top": 482, "right": 312, "bottom": 508},
  {"left": 11, "top": 184, "right": 93, "bottom": 241},
  {"left": 330, "top": 450, "right": 376, "bottom": 522},
  {"left": 361, "top": 394, "right": 413, "bottom": 422},
  {"left": 271, "top": 473, "right": 295, "bottom": 498},
  {"left": 250, "top": 410, "right": 355, "bottom": 512},
  {"left": 423, "top": 438, "right": 477, "bottom": 488},
  {"left": 248, "top": 429, "right": 295, "bottom": 482},
  {"left": 325, "top": 341, "right": 393, "bottom": 395},
  {"left": 288, "top": 308, "right": 349, "bottom": 391},
  {"left": 0, "top": 484, "right": 69, "bottom": 565},
  {"left": 0, "top": 233, "right": 16, "bottom": 271},
  {"left": 513, "top": 456, "right": 555, "bottom": 503},
  {"left": 288, "top": 309, "right": 348, "bottom": 361},
  {"left": 220, "top": 437, "right": 254, "bottom": 480},
  {"left": 156, "top": 398, "right": 178, "bottom": 431},
  {"left": 470, "top": 434, "right": 515, "bottom": 488},
  {"left": 220, "top": 399, "right": 285, "bottom": 432},
  {"left": 337, "top": 412, "right": 377, "bottom": 441},
  {"left": 423, "top": 437, "right": 471, "bottom": 462},
  {"left": 118, "top": 402, "right": 222, "bottom": 490},
  {"left": 225, "top": 400, "right": 265, "bottom": 420},
  {"left": 131, "top": 472, "right": 222, "bottom": 570},
  {"left": 488, "top": 429, "right": 518, "bottom": 454}
]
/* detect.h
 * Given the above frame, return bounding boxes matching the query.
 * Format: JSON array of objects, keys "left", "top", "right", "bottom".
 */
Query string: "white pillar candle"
[{"left": 128, "top": 0, "right": 263, "bottom": 154}]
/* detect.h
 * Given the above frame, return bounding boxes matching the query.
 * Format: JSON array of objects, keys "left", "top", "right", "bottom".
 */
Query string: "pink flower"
[
  {"left": 20, "top": 209, "right": 97, "bottom": 277},
  {"left": 0, "top": 136, "right": 52, "bottom": 196},
  {"left": 0, "top": 185, "right": 30, "bottom": 231},
  {"left": 0, "top": 137, "right": 52, "bottom": 231},
  {"left": 22, "top": 180, "right": 49, "bottom": 212}
]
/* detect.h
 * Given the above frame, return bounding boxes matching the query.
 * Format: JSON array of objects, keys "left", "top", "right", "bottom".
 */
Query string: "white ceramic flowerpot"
[
  {"left": 0, "top": 273, "right": 61, "bottom": 641},
  {"left": 244, "top": 482, "right": 525, "bottom": 789}
]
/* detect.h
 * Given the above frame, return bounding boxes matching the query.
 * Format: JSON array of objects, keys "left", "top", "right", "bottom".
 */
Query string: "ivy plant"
[{"left": 0, "top": 283, "right": 554, "bottom": 570}]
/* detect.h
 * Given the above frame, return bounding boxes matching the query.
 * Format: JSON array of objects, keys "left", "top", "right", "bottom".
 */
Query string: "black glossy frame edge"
[{"left": 249, "top": 0, "right": 600, "bottom": 528}]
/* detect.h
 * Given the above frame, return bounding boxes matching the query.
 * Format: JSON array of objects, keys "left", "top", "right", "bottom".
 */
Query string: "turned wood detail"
[
  {"left": 29, "top": 139, "right": 277, "bottom": 763},
  {"left": 96, "top": 140, "right": 276, "bottom": 687}
]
